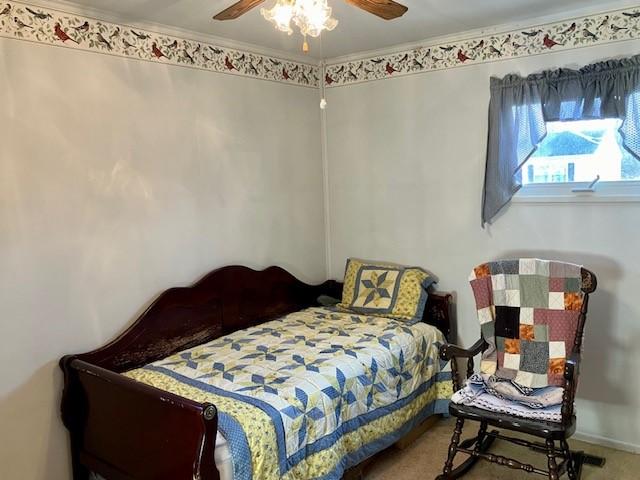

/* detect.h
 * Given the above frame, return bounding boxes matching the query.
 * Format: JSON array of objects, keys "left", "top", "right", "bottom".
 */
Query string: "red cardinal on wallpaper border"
[
  {"left": 54, "top": 23, "right": 78, "bottom": 44},
  {"left": 543, "top": 34, "right": 563, "bottom": 48},
  {"left": 152, "top": 42, "right": 165, "bottom": 59}
]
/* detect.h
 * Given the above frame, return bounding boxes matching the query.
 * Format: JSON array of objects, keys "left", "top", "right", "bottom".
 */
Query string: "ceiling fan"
[{"left": 213, "top": 0, "right": 408, "bottom": 52}]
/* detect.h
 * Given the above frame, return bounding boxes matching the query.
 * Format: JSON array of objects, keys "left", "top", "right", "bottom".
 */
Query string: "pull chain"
[{"left": 320, "top": 61, "right": 327, "bottom": 110}]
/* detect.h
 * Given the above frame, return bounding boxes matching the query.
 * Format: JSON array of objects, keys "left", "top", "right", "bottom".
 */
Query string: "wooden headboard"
[{"left": 74, "top": 265, "right": 452, "bottom": 373}]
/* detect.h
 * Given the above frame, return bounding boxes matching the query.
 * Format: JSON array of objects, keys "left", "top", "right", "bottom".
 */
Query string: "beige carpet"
[{"left": 364, "top": 417, "right": 640, "bottom": 479}]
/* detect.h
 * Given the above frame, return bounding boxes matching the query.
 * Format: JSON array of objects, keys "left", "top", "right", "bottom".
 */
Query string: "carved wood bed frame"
[{"left": 60, "top": 265, "right": 453, "bottom": 480}]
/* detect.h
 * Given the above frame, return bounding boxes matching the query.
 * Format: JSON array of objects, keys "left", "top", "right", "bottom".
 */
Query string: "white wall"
[
  {"left": 0, "top": 39, "right": 325, "bottom": 479},
  {"left": 3, "top": 10, "right": 640, "bottom": 480},
  {"left": 325, "top": 40, "right": 640, "bottom": 451}
]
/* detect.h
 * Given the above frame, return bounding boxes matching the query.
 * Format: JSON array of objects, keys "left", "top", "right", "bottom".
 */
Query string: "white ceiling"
[{"left": 57, "top": 0, "right": 629, "bottom": 59}]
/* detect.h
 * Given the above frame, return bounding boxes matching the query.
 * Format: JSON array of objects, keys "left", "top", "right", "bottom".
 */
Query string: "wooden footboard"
[
  {"left": 60, "top": 265, "right": 453, "bottom": 480},
  {"left": 61, "top": 358, "right": 219, "bottom": 480}
]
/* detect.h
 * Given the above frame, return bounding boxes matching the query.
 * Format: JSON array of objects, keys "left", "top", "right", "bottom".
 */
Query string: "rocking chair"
[{"left": 437, "top": 259, "right": 604, "bottom": 480}]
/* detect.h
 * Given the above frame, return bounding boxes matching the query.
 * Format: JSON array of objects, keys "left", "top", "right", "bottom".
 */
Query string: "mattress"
[
  {"left": 215, "top": 432, "right": 233, "bottom": 480},
  {"left": 92, "top": 434, "right": 233, "bottom": 480},
  {"left": 124, "top": 306, "right": 452, "bottom": 480}
]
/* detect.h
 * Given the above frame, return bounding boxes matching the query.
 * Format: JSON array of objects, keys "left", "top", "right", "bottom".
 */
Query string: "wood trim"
[{"left": 426, "top": 290, "right": 453, "bottom": 342}]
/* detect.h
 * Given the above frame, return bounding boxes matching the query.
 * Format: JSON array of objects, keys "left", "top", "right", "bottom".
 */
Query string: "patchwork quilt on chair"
[
  {"left": 469, "top": 259, "right": 584, "bottom": 388},
  {"left": 125, "top": 307, "right": 452, "bottom": 480}
]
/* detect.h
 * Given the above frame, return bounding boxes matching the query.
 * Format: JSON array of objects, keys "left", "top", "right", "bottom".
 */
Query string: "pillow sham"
[{"left": 338, "top": 258, "right": 434, "bottom": 322}]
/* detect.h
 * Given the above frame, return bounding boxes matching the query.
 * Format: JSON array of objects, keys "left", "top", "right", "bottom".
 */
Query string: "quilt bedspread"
[{"left": 125, "top": 307, "right": 452, "bottom": 480}]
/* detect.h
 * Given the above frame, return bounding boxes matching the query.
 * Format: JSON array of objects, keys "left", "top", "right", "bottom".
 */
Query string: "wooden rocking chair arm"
[
  {"left": 564, "top": 352, "right": 581, "bottom": 381},
  {"left": 561, "top": 352, "right": 582, "bottom": 422},
  {"left": 439, "top": 338, "right": 487, "bottom": 360}
]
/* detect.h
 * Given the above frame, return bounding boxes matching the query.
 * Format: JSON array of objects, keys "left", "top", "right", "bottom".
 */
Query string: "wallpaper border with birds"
[
  {"left": 325, "top": 5, "right": 640, "bottom": 87},
  {"left": 0, "top": 1, "right": 320, "bottom": 88}
]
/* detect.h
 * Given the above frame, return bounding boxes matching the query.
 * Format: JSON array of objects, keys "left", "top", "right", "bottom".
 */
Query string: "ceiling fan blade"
[
  {"left": 344, "top": 0, "right": 408, "bottom": 20},
  {"left": 213, "top": 0, "right": 266, "bottom": 20}
]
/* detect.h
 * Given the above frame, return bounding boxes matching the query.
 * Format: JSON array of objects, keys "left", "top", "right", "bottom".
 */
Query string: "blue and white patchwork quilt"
[{"left": 125, "top": 306, "right": 452, "bottom": 479}]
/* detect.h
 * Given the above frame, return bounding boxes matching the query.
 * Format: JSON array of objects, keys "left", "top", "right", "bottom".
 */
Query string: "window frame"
[{"left": 514, "top": 179, "right": 640, "bottom": 203}]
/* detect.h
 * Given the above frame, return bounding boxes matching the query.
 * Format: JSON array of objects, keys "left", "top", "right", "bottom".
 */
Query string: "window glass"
[{"left": 521, "top": 119, "right": 640, "bottom": 185}]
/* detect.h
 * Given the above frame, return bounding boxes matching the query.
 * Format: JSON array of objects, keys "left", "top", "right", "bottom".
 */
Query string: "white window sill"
[{"left": 513, "top": 181, "right": 640, "bottom": 204}]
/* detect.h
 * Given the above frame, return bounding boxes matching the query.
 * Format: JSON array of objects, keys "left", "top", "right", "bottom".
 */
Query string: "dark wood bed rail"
[{"left": 60, "top": 265, "right": 453, "bottom": 480}]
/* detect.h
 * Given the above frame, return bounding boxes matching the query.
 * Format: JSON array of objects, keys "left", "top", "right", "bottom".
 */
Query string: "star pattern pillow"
[
  {"left": 338, "top": 258, "right": 433, "bottom": 323},
  {"left": 469, "top": 259, "right": 584, "bottom": 388},
  {"left": 351, "top": 268, "right": 401, "bottom": 310}
]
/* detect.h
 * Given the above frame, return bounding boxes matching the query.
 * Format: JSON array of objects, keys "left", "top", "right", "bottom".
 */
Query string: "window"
[
  {"left": 515, "top": 119, "right": 640, "bottom": 202},
  {"left": 482, "top": 56, "right": 640, "bottom": 224}
]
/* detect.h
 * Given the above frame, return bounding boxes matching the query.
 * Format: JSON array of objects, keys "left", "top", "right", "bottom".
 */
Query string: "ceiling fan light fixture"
[
  {"left": 261, "top": 0, "right": 338, "bottom": 50},
  {"left": 260, "top": 0, "right": 295, "bottom": 35},
  {"left": 294, "top": 0, "right": 338, "bottom": 38}
]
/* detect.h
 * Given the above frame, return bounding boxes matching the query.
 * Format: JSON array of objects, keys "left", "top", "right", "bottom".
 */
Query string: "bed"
[{"left": 60, "top": 265, "right": 453, "bottom": 480}]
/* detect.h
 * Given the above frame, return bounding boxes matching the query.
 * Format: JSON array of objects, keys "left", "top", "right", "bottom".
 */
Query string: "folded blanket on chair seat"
[
  {"left": 451, "top": 373, "right": 563, "bottom": 422},
  {"left": 483, "top": 374, "right": 563, "bottom": 408}
]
